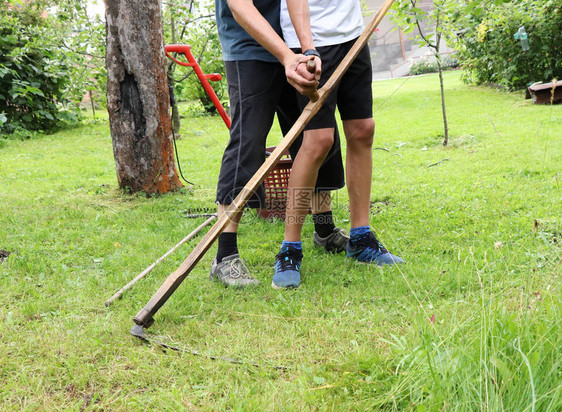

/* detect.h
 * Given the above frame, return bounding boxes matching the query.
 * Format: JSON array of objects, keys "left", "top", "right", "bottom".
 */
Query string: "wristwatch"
[{"left": 303, "top": 49, "right": 321, "bottom": 59}]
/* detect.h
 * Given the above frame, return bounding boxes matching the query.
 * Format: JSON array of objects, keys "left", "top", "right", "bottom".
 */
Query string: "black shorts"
[
  {"left": 276, "top": 82, "right": 345, "bottom": 193},
  {"left": 216, "top": 60, "right": 344, "bottom": 207},
  {"left": 294, "top": 39, "right": 373, "bottom": 130}
]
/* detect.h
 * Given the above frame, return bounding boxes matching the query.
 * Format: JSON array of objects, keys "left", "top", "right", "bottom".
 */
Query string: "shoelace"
[
  {"left": 351, "top": 232, "right": 388, "bottom": 254},
  {"left": 276, "top": 248, "right": 303, "bottom": 271},
  {"left": 226, "top": 257, "right": 252, "bottom": 279}
]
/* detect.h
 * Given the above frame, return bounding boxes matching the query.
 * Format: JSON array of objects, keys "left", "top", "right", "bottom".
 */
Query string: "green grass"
[{"left": 0, "top": 71, "right": 560, "bottom": 410}]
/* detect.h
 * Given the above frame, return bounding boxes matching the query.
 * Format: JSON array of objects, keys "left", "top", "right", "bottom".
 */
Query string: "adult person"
[
  {"left": 211, "top": 0, "right": 348, "bottom": 288},
  {"left": 272, "top": 0, "right": 404, "bottom": 289}
]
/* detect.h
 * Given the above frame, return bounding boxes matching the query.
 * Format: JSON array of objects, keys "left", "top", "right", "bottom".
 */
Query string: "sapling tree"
[
  {"left": 391, "top": 0, "right": 455, "bottom": 146},
  {"left": 391, "top": 0, "right": 515, "bottom": 146}
]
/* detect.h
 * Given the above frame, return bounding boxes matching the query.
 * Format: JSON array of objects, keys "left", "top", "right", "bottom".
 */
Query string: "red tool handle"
[{"left": 165, "top": 44, "right": 231, "bottom": 129}]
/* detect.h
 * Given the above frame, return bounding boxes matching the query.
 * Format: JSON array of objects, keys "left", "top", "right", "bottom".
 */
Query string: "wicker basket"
[{"left": 257, "top": 146, "right": 293, "bottom": 220}]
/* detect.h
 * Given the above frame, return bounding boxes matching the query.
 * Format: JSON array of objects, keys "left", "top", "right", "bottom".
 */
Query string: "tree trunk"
[
  {"left": 436, "top": 57, "right": 449, "bottom": 146},
  {"left": 105, "top": 0, "right": 182, "bottom": 194},
  {"left": 167, "top": 0, "right": 181, "bottom": 136},
  {"left": 433, "top": 9, "right": 449, "bottom": 147}
]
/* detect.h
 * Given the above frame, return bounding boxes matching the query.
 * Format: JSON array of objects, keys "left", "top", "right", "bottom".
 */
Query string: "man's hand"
[
  {"left": 303, "top": 57, "right": 320, "bottom": 102},
  {"left": 284, "top": 54, "right": 322, "bottom": 101},
  {"left": 302, "top": 56, "right": 321, "bottom": 80}
]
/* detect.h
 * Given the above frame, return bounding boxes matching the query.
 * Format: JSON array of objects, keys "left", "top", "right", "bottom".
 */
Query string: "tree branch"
[{"left": 410, "top": 0, "right": 437, "bottom": 51}]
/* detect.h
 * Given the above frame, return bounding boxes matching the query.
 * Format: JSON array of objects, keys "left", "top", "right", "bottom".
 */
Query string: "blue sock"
[
  {"left": 350, "top": 226, "right": 370, "bottom": 242},
  {"left": 281, "top": 240, "right": 302, "bottom": 250}
]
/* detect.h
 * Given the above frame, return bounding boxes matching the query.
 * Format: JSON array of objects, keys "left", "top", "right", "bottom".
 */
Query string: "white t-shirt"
[{"left": 280, "top": 0, "right": 365, "bottom": 48}]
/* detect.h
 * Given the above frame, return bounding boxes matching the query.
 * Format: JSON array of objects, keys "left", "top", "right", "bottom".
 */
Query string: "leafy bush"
[
  {"left": 1, "top": 1, "right": 106, "bottom": 136},
  {"left": 0, "top": 3, "right": 74, "bottom": 134},
  {"left": 52, "top": 0, "right": 107, "bottom": 109},
  {"left": 453, "top": 0, "right": 562, "bottom": 89}
]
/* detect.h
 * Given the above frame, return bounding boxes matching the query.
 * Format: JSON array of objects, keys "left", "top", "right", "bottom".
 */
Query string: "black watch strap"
[{"left": 303, "top": 49, "right": 321, "bottom": 59}]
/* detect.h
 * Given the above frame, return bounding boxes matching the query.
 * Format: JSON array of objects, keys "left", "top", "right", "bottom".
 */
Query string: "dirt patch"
[
  {"left": 369, "top": 200, "right": 390, "bottom": 215},
  {"left": 0, "top": 249, "right": 10, "bottom": 263}
]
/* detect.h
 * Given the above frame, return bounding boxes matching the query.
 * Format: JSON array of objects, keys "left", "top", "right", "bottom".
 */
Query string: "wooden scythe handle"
[
  {"left": 306, "top": 59, "right": 320, "bottom": 102},
  {"left": 133, "top": 0, "right": 397, "bottom": 328}
]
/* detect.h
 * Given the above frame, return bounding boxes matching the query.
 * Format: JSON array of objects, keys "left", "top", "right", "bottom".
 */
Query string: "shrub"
[
  {"left": 0, "top": 3, "right": 76, "bottom": 134},
  {"left": 454, "top": 0, "right": 562, "bottom": 90}
]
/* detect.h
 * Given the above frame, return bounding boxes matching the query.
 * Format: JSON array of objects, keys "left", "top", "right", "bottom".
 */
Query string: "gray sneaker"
[
  {"left": 210, "top": 254, "right": 260, "bottom": 287},
  {"left": 313, "top": 227, "right": 349, "bottom": 253}
]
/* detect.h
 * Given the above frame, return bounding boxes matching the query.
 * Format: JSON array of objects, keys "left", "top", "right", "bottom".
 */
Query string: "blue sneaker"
[
  {"left": 346, "top": 231, "right": 404, "bottom": 266},
  {"left": 272, "top": 245, "right": 303, "bottom": 289}
]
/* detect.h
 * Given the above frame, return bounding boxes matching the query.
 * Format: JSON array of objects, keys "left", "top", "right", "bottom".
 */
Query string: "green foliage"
[
  {"left": 452, "top": 0, "right": 562, "bottom": 89},
  {"left": 49, "top": 0, "right": 107, "bottom": 105},
  {"left": 0, "top": 2, "right": 72, "bottom": 133},
  {"left": 391, "top": 0, "right": 454, "bottom": 50},
  {"left": 0, "top": 0, "right": 105, "bottom": 135}
]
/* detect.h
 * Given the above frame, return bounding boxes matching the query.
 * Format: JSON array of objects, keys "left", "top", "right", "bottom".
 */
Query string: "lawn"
[{"left": 0, "top": 71, "right": 560, "bottom": 410}]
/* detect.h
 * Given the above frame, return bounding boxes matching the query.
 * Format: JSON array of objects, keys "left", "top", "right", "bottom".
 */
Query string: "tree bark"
[
  {"left": 436, "top": 56, "right": 449, "bottom": 146},
  {"left": 167, "top": 0, "right": 181, "bottom": 136},
  {"left": 105, "top": 0, "right": 182, "bottom": 194}
]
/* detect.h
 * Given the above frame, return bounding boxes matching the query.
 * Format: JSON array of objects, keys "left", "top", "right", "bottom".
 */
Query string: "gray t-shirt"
[{"left": 215, "top": 0, "right": 282, "bottom": 62}]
